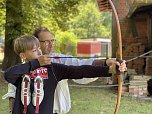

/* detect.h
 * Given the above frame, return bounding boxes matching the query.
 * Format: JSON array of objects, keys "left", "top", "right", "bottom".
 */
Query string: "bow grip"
[{"left": 116, "top": 59, "right": 123, "bottom": 75}]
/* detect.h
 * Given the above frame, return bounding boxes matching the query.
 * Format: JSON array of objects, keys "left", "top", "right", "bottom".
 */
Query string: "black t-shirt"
[{"left": 5, "top": 59, "right": 110, "bottom": 114}]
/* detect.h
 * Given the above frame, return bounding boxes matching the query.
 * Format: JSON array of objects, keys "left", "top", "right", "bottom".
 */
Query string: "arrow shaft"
[{"left": 49, "top": 56, "right": 105, "bottom": 59}]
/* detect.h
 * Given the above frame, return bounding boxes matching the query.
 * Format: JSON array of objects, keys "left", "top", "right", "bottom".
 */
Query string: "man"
[
  {"left": 33, "top": 27, "right": 122, "bottom": 114},
  {"left": 3, "top": 27, "right": 126, "bottom": 114}
]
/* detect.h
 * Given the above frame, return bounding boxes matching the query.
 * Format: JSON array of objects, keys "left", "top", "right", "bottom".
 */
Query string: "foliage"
[
  {"left": 0, "top": 0, "right": 112, "bottom": 37},
  {"left": 21, "top": 0, "right": 50, "bottom": 34},
  {"left": 54, "top": 30, "right": 79, "bottom": 55},
  {"left": 1, "top": 0, "right": 112, "bottom": 69},
  {"left": 102, "top": 12, "right": 112, "bottom": 29},
  {"left": 13, "top": 0, "right": 85, "bottom": 34},
  {"left": 0, "top": 0, "right": 5, "bottom": 36},
  {"left": 68, "top": 1, "right": 112, "bottom": 38},
  {"left": 47, "top": 0, "right": 86, "bottom": 31},
  {"left": 1, "top": 0, "right": 84, "bottom": 69}
]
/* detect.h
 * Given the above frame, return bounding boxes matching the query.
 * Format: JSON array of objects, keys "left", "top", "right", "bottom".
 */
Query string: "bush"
[{"left": 54, "top": 31, "right": 79, "bottom": 56}]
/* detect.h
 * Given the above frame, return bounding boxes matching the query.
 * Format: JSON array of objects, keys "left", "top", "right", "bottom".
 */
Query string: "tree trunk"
[{"left": 2, "top": 0, "right": 22, "bottom": 70}]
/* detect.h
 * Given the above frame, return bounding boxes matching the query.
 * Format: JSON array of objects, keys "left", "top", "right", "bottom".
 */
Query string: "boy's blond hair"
[{"left": 14, "top": 35, "right": 40, "bottom": 55}]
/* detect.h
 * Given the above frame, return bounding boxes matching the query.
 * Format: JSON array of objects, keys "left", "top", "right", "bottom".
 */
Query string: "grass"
[
  {"left": 0, "top": 81, "right": 152, "bottom": 114},
  {"left": 68, "top": 86, "right": 152, "bottom": 114},
  {"left": 0, "top": 81, "right": 9, "bottom": 114}
]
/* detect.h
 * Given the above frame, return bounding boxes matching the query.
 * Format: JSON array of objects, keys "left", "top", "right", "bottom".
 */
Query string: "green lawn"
[
  {"left": 0, "top": 81, "right": 9, "bottom": 114},
  {"left": 68, "top": 86, "right": 152, "bottom": 114},
  {"left": 0, "top": 81, "right": 152, "bottom": 114}
]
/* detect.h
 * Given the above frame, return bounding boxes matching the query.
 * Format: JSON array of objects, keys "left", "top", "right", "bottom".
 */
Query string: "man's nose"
[{"left": 48, "top": 43, "right": 52, "bottom": 46}]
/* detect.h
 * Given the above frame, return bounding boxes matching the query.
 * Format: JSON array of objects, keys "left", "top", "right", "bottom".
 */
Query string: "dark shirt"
[{"left": 5, "top": 59, "right": 110, "bottom": 114}]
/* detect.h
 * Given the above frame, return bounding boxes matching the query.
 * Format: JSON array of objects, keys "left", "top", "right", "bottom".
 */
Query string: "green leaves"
[
  {"left": 1, "top": 0, "right": 112, "bottom": 68},
  {"left": 54, "top": 30, "right": 79, "bottom": 55},
  {"left": 0, "top": 0, "right": 5, "bottom": 36},
  {"left": 68, "top": 1, "right": 112, "bottom": 38}
]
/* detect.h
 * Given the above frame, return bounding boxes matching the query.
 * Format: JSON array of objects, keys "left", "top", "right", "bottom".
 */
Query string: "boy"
[{"left": 4, "top": 35, "right": 126, "bottom": 114}]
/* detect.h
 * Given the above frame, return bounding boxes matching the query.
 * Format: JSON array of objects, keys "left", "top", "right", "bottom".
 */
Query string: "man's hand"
[{"left": 37, "top": 55, "right": 51, "bottom": 66}]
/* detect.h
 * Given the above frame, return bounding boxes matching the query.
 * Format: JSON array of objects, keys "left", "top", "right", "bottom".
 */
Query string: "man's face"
[{"left": 38, "top": 31, "right": 55, "bottom": 55}]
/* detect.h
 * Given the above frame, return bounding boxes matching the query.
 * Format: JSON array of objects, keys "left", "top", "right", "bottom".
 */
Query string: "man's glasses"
[{"left": 39, "top": 39, "right": 56, "bottom": 45}]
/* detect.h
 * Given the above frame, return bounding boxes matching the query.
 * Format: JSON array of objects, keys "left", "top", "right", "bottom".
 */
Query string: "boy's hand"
[
  {"left": 116, "top": 60, "right": 127, "bottom": 72},
  {"left": 37, "top": 55, "right": 51, "bottom": 66},
  {"left": 108, "top": 59, "right": 127, "bottom": 73}
]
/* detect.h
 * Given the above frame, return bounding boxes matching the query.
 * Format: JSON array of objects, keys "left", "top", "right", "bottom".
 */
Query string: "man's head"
[
  {"left": 33, "top": 27, "right": 55, "bottom": 55},
  {"left": 14, "top": 35, "right": 42, "bottom": 62}
]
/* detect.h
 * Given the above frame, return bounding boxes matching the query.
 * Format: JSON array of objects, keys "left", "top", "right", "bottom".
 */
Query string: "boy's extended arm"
[{"left": 51, "top": 63, "right": 110, "bottom": 81}]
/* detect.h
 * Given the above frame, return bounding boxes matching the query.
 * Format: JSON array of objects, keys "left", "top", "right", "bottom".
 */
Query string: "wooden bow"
[{"left": 108, "top": 0, "right": 123, "bottom": 114}]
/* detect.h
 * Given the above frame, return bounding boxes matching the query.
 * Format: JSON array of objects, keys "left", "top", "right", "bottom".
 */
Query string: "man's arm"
[
  {"left": 9, "top": 97, "right": 15, "bottom": 114},
  {"left": 2, "top": 83, "right": 16, "bottom": 114},
  {"left": 92, "top": 59, "right": 106, "bottom": 66},
  {"left": 92, "top": 59, "right": 117, "bottom": 66}
]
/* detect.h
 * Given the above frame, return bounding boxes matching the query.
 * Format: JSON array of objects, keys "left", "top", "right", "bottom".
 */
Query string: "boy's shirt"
[
  {"left": 5, "top": 59, "right": 110, "bottom": 114},
  {"left": 50, "top": 53, "right": 98, "bottom": 114},
  {"left": 2, "top": 53, "right": 105, "bottom": 114}
]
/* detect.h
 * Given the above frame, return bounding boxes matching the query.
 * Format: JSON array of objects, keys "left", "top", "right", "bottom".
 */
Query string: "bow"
[{"left": 108, "top": 0, "right": 123, "bottom": 114}]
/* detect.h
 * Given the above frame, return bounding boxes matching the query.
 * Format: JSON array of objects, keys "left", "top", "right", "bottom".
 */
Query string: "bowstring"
[{"left": 126, "top": 50, "right": 152, "bottom": 63}]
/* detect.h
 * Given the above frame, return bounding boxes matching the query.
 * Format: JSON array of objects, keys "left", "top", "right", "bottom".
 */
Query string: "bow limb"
[{"left": 108, "top": 0, "right": 123, "bottom": 114}]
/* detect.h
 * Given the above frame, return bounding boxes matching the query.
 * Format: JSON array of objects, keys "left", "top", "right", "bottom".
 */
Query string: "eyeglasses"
[{"left": 39, "top": 39, "right": 56, "bottom": 45}]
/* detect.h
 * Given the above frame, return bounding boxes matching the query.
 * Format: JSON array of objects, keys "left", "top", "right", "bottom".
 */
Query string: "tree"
[
  {"left": 1, "top": 0, "right": 112, "bottom": 70},
  {"left": 47, "top": 0, "right": 85, "bottom": 31},
  {"left": 68, "top": 1, "right": 112, "bottom": 38},
  {"left": 1, "top": 0, "right": 84, "bottom": 69},
  {"left": 2, "top": 0, "right": 23, "bottom": 70}
]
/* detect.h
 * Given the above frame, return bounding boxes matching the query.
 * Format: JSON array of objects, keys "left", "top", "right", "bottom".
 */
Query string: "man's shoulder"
[{"left": 51, "top": 53, "right": 72, "bottom": 57}]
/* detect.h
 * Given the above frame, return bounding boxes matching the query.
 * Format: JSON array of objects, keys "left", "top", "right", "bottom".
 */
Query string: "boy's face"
[
  {"left": 20, "top": 45, "right": 42, "bottom": 61},
  {"left": 38, "top": 31, "right": 55, "bottom": 55}
]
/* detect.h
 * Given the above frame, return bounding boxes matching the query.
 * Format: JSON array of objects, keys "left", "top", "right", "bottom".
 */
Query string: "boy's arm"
[
  {"left": 4, "top": 59, "right": 40, "bottom": 84},
  {"left": 51, "top": 63, "right": 110, "bottom": 81}
]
